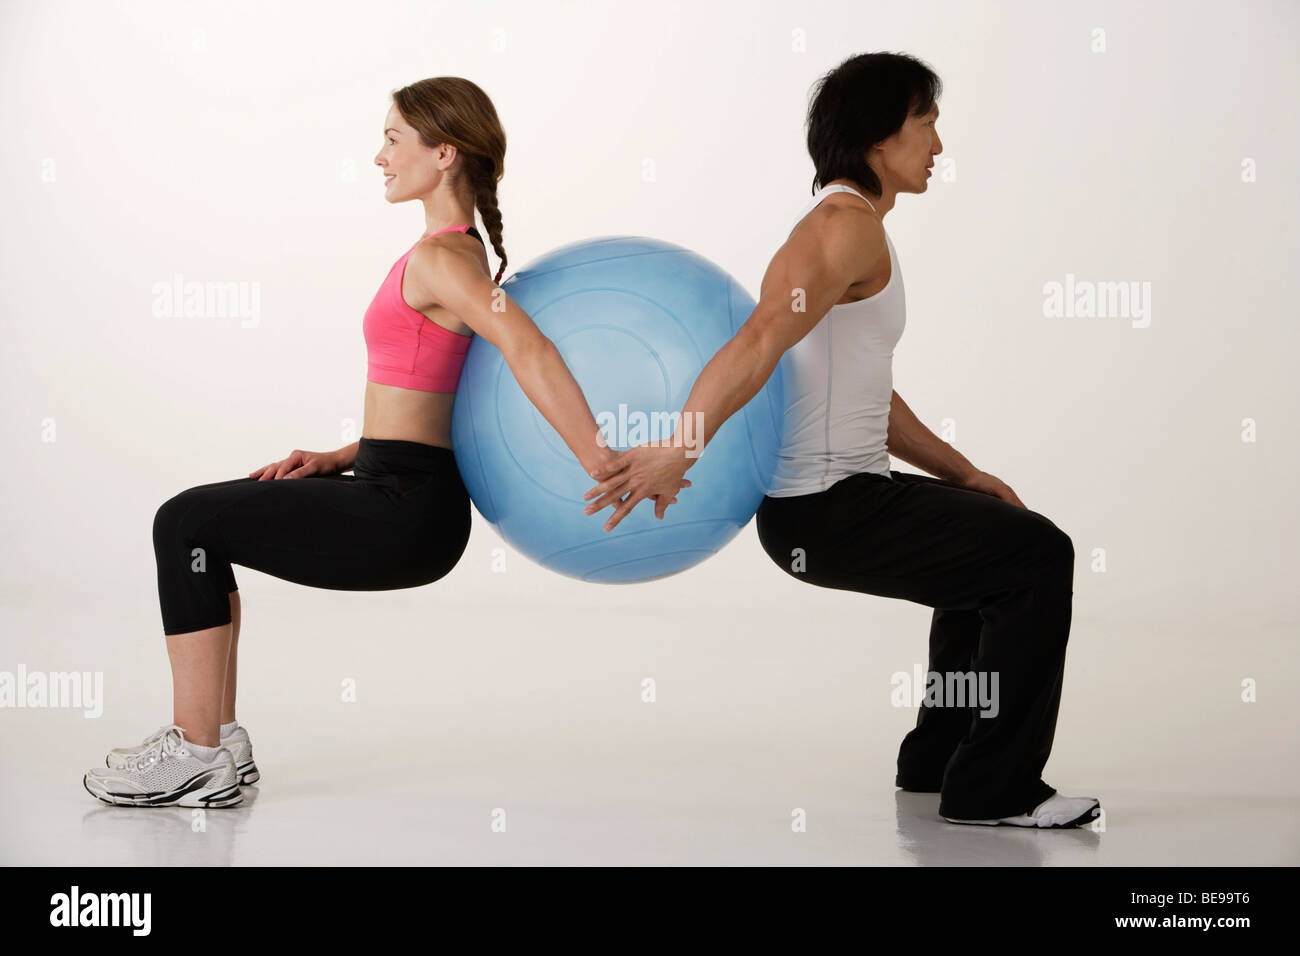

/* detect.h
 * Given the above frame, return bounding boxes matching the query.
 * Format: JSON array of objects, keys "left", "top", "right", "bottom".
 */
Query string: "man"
[{"left": 584, "top": 52, "right": 1099, "bottom": 829}]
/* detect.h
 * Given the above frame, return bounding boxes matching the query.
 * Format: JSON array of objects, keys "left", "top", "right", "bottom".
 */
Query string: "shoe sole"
[
  {"left": 941, "top": 803, "right": 1101, "bottom": 829},
  {"left": 83, "top": 772, "right": 244, "bottom": 808}
]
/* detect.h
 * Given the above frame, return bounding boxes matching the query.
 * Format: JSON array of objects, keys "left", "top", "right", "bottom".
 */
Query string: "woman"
[
  {"left": 584, "top": 53, "right": 1100, "bottom": 829},
  {"left": 84, "top": 77, "right": 684, "bottom": 808}
]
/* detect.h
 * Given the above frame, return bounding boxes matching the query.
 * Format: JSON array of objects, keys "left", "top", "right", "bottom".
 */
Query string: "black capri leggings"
[
  {"left": 152, "top": 438, "right": 470, "bottom": 636},
  {"left": 756, "top": 469, "right": 1075, "bottom": 821}
]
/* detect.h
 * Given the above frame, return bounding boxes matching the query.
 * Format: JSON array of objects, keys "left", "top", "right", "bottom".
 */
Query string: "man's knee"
[
  {"left": 1038, "top": 522, "right": 1074, "bottom": 571},
  {"left": 1017, "top": 511, "right": 1073, "bottom": 570}
]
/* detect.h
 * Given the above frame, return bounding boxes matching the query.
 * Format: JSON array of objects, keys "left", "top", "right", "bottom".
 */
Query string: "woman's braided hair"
[{"left": 392, "top": 77, "right": 508, "bottom": 283}]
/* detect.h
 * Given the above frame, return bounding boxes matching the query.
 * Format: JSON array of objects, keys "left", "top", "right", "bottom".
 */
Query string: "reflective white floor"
[{"left": 3, "top": 574, "right": 1297, "bottom": 866}]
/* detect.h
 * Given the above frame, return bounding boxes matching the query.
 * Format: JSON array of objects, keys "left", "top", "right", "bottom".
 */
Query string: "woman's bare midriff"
[{"left": 363, "top": 382, "right": 456, "bottom": 448}]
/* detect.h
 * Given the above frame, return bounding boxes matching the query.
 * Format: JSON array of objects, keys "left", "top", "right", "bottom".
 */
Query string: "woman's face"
[{"left": 374, "top": 104, "right": 455, "bottom": 202}]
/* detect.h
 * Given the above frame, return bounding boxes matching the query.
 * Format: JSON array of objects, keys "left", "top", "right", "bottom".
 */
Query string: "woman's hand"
[
  {"left": 583, "top": 441, "right": 693, "bottom": 532},
  {"left": 249, "top": 448, "right": 344, "bottom": 481},
  {"left": 959, "top": 470, "right": 1026, "bottom": 509}
]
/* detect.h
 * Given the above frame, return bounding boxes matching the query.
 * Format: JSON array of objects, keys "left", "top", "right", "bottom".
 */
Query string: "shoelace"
[
  {"left": 131, "top": 723, "right": 175, "bottom": 752},
  {"left": 131, "top": 724, "right": 191, "bottom": 772}
]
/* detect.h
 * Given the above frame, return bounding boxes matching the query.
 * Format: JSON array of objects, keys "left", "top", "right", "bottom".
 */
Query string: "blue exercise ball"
[{"left": 451, "top": 235, "right": 787, "bottom": 584}]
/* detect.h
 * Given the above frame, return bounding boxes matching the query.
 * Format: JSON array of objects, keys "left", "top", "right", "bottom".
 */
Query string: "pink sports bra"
[{"left": 362, "top": 224, "right": 483, "bottom": 392}]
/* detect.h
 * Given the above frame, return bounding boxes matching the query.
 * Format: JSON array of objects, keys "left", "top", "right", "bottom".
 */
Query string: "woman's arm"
[
  {"left": 330, "top": 441, "right": 359, "bottom": 473},
  {"left": 405, "top": 242, "right": 619, "bottom": 477},
  {"left": 584, "top": 202, "right": 884, "bottom": 531}
]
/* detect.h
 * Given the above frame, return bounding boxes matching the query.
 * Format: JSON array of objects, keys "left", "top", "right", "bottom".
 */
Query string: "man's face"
[{"left": 872, "top": 101, "right": 942, "bottom": 193}]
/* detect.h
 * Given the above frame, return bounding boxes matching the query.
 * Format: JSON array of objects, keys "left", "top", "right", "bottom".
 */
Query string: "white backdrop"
[{"left": 2, "top": 0, "right": 1297, "bottom": 865}]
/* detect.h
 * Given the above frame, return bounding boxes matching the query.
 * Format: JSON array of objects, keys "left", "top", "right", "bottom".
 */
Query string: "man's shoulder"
[{"left": 790, "top": 193, "right": 884, "bottom": 247}]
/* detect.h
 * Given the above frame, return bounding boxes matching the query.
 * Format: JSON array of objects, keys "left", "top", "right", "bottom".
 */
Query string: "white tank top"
[{"left": 765, "top": 183, "right": 906, "bottom": 497}]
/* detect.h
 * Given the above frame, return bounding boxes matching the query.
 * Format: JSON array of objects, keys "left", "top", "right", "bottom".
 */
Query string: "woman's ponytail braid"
[{"left": 470, "top": 156, "right": 507, "bottom": 284}]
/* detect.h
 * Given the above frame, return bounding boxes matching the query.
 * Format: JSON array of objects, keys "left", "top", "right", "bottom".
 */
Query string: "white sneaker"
[
  {"left": 942, "top": 793, "right": 1101, "bottom": 829},
  {"left": 220, "top": 725, "right": 261, "bottom": 785},
  {"left": 107, "top": 722, "right": 260, "bottom": 785},
  {"left": 104, "top": 724, "right": 173, "bottom": 767},
  {"left": 85, "top": 725, "right": 243, "bottom": 808}
]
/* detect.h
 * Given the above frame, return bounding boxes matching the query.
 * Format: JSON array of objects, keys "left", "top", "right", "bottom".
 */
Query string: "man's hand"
[
  {"left": 958, "top": 470, "right": 1026, "bottom": 509},
  {"left": 583, "top": 441, "right": 693, "bottom": 532}
]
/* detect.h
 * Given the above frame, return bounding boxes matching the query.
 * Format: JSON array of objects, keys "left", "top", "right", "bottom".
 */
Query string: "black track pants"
[
  {"left": 756, "top": 469, "right": 1074, "bottom": 820},
  {"left": 152, "top": 438, "right": 470, "bottom": 636}
]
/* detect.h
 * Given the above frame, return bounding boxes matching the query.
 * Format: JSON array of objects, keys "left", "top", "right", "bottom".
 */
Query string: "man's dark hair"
[{"left": 806, "top": 52, "right": 943, "bottom": 196}]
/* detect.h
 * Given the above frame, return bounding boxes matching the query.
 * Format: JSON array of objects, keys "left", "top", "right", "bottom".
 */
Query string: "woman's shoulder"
[
  {"left": 403, "top": 232, "right": 491, "bottom": 314},
  {"left": 408, "top": 230, "right": 488, "bottom": 269}
]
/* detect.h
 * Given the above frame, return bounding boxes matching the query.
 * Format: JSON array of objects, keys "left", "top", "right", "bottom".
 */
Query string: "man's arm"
[
  {"left": 583, "top": 199, "right": 881, "bottom": 529},
  {"left": 669, "top": 202, "right": 881, "bottom": 457},
  {"left": 885, "top": 389, "right": 979, "bottom": 484}
]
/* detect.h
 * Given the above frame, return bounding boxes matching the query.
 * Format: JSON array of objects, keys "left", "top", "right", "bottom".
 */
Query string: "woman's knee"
[
  {"left": 152, "top": 493, "right": 183, "bottom": 547},
  {"left": 152, "top": 487, "right": 218, "bottom": 550}
]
